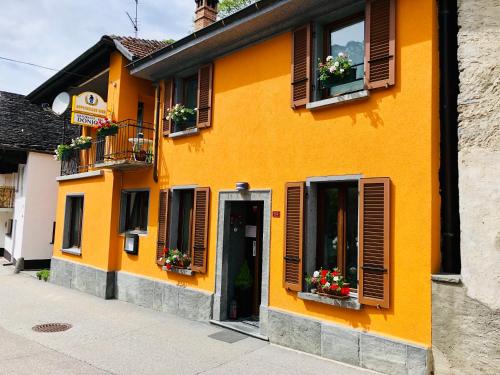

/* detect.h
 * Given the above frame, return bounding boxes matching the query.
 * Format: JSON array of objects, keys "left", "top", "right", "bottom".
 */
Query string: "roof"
[
  {"left": 27, "top": 35, "right": 169, "bottom": 103},
  {"left": 111, "top": 36, "right": 169, "bottom": 60},
  {"left": 129, "top": 0, "right": 354, "bottom": 80},
  {"left": 0, "top": 91, "right": 79, "bottom": 154}
]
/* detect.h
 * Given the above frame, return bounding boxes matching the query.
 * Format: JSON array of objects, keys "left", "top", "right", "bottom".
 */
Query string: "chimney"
[{"left": 194, "top": 0, "right": 218, "bottom": 31}]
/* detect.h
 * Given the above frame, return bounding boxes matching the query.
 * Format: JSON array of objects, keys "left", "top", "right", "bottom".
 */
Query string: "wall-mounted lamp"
[
  {"left": 124, "top": 232, "right": 139, "bottom": 255},
  {"left": 236, "top": 182, "right": 249, "bottom": 192}
]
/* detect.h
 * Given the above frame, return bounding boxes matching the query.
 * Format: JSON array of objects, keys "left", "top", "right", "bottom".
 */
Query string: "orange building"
[{"left": 28, "top": 1, "right": 443, "bottom": 373}]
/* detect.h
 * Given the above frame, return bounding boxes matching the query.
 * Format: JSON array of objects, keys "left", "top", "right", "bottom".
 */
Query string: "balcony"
[
  {"left": 61, "top": 120, "right": 154, "bottom": 176},
  {"left": 0, "top": 186, "right": 15, "bottom": 209}
]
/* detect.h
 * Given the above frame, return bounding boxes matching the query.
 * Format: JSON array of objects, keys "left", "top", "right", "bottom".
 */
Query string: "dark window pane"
[
  {"left": 320, "top": 187, "right": 339, "bottom": 269},
  {"left": 178, "top": 190, "right": 194, "bottom": 254},
  {"left": 122, "top": 191, "right": 149, "bottom": 232},
  {"left": 64, "top": 196, "right": 84, "bottom": 248},
  {"left": 174, "top": 75, "right": 198, "bottom": 132},
  {"left": 345, "top": 187, "right": 359, "bottom": 287}
]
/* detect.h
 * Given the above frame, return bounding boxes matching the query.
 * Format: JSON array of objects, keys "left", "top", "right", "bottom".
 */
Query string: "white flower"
[
  {"left": 340, "top": 68, "right": 345, "bottom": 73},
  {"left": 334, "top": 61, "right": 339, "bottom": 67},
  {"left": 329, "top": 66, "right": 336, "bottom": 73},
  {"left": 166, "top": 259, "right": 171, "bottom": 264},
  {"left": 324, "top": 282, "right": 331, "bottom": 288},
  {"left": 313, "top": 271, "right": 319, "bottom": 278},
  {"left": 326, "top": 56, "right": 333, "bottom": 62},
  {"left": 338, "top": 52, "right": 345, "bottom": 58},
  {"left": 333, "top": 276, "right": 339, "bottom": 282}
]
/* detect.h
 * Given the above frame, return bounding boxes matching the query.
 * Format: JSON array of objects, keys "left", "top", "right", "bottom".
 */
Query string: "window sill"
[
  {"left": 431, "top": 274, "right": 462, "bottom": 284},
  {"left": 56, "top": 170, "right": 104, "bottom": 182},
  {"left": 119, "top": 231, "right": 148, "bottom": 237},
  {"left": 166, "top": 128, "right": 199, "bottom": 139},
  {"left": 306, "top": 90, "right": 369, "bottom": 111},
  {"left": 298, "top": 292, "right": 362, "bottom": 310},
  {"left": 61, "top": 248, "right": 82, "bottom": 256},
  {"left": 162, "top": 266, "right": 194, "bottom": 276}
]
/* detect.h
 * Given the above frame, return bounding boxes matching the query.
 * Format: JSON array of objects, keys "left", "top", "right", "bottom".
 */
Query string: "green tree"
[{"left": 218, "top": 0, "right": 256, "bottom": 18}]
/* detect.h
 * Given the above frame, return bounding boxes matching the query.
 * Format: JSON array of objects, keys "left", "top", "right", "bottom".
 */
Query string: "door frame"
[{"left": 213, "top": 190, "right": 271, "bottom": 336}]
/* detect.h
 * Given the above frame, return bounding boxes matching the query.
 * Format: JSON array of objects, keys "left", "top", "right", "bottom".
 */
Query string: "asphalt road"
[{"left": 0, "top": 259, "right": 374, "bottom": 375}]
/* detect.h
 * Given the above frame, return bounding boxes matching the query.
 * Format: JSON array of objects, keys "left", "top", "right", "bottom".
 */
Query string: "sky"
[{"left": 0, "top": 0, "right": 195, "bottom": 96}]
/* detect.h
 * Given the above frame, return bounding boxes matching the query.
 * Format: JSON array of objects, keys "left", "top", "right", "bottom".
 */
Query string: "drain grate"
[{"left": 32, "top": 323, "right": 72, "bottom": 333}]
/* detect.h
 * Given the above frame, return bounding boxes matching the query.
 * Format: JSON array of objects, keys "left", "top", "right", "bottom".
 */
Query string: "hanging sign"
[{"left": 71, "top": 112, "right": 102, "bottom": 127}]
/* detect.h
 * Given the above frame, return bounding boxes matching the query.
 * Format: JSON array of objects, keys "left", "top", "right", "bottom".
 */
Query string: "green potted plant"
[
  {"left": 234, "top": 260, "right": 253, "bottom": 317},
  {"left": 165, "top": 104, "right": 197, "bottom": 129},
  {"left": 71, "top": 135, "right": 92, "bottom": 150},
  {"left": 96, "top": 117, "right": 119, "bottom": 137},
  {"left": 317, "top": 52, "right": 356, "bottom": 90},
  {"left": 36, "top": 269, "right": 50, "bottom": 282},
  {"left": 54, "top": 144, "right": 73, "bottom": 161}
]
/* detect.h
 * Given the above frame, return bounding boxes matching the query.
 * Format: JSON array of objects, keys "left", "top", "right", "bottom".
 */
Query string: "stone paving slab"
[{"left": 0, "top": 259, "right": 375, "bottom": 375}]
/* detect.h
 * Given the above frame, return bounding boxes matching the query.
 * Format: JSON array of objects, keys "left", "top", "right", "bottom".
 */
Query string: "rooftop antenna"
[{"left": 126, "top": 0, "right": 139, "bottom": 38}]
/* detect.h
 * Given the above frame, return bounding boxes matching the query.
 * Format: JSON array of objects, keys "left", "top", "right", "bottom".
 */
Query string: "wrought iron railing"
[
  {"left": 60, "top": 119, "right": 154, "bottom": 176},
  {"left": 0, "top": 186, "right": 15, "bottom": 208}
]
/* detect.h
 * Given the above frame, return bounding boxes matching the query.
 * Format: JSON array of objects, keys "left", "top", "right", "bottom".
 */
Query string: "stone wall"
[
  {"left": 457, "top": 0, "right": 500, "bottom": 309},
  {"left": 432, "top": 281, "right": 500, "bottom": 374}
]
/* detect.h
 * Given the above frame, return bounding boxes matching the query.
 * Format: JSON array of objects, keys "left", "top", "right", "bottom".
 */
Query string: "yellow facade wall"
[{"left": 54, "top": 0, "right": 439, "bottom": 348}]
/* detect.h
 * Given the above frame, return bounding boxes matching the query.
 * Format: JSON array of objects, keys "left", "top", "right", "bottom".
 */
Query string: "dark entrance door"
[{"left": 227, "top": 201, "right": 264, "bottom": 320}]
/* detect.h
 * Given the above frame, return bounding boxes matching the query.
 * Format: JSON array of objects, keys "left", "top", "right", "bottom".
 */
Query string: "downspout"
[
  {"left": 438, "top": 0, "right": 461, "bottom": 273},
  {"left": 153, "top": 83, "right": 160, "bottom": 183}
]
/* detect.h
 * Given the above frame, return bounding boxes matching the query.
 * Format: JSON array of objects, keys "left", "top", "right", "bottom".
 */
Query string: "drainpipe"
[
  {"left": 438, "top": 0, "right": 461, "bottom": 273},
  {"left": 153, "top": 83, "right": 160, "bottom": 183}
]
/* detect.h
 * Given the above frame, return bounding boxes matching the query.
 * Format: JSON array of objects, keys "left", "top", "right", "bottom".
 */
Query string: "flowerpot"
[
  {"left": 317, "top": 292, "right": 350, "bottom": 300},
  {"left": 60, "top": 149, "right": 72, "bottom": 161},
  {"left": 134, "top": 150, "right": 147, "bottom": 162},
  {"left": 320, "top": 67, "right": 357, "bottom": 89},
  {"left": 78, "top": 142, "right": 91, "bottom": 150}
]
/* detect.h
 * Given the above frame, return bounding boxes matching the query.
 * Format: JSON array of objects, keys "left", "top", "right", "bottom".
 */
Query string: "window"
[
  {"left": 137, "top": 101, "right": 144, "bottom": 130},
  {"left": 16, "top": 165, "right": 25, "bottom": 195},
  {"left": 169, "top": 189, "right": 195, "bottom": 254},
  {"left": 63, "top": 196, "right": 84, "bottom": 249},
  {"left": 120, "top": 190, "right": 149, "bottom": 233},
  {"left": 316, "top": 182, "right": 359, "bottom": 289},
  {"left": 6, "top": 219, "right": 13, "bottom": 237},
  {"left": 323, "top": 16, "right": 365, "bottom": 97},
  {"left": 173, "top": 75, "right": 198, "bottom": 133}
]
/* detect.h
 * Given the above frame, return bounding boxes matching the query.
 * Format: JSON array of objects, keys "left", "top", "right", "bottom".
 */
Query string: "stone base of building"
[
  {"left": 267, "top": 308, "right": 432, "bottom": 375},
  {"left": 115, "top": 271, "right": 213, "bottom": 321},
  {"left": 50, "top": 257, "right": 115, "bottom": 299},
  {"left": 432, "top": 279, "right": 500, "bottom": 374}
]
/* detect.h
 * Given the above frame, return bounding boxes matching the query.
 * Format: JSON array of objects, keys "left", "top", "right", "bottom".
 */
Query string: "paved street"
[{"left": 0, "top": 260, "right": 373, "bottom": 375}]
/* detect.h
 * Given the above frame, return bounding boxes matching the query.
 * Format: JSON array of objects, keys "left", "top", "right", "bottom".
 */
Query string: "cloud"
[{"left": 0, "top": 0, "right": 195, "bottom": 95}]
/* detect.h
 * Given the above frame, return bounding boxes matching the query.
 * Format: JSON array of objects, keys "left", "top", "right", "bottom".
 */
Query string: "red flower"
[
  {"left": 166, "top": 264, "right": 172, "bottom": 270},
  {"left": 332, "top": 271, "right": 339, "bottom": 277},
  {"left": 341, "top": 287, "right": 350, "bottom": 296},
  {"left": 321, "top": 269, "right": 328, "bottom": 277},
  {"left": 330, "top": 284, "right": 338, "bottom": 291},
  {"left": 320, "top": 277, "right": 327, "bottom": 285}
]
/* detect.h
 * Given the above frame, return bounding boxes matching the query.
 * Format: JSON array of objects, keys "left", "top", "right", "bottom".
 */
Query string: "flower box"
[
  {"left": 306, "top": 267, "right": 351, "bottom": 297},
  {"left": 319, "top": 67, "right": 357, "bottom": 89}
]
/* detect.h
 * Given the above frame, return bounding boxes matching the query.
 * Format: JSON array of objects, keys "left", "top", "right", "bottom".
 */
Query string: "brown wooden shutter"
[
  {"left": 365, "top": 0, "right": 396, "bottom": 89},
  {"left": 191, "top": 187, "right": 210, "bottom": 273},
  {"left": 163, "top": 79, "right": 174, "bottom": 135},
  {"left": 197, "top": 63, "right": 213, "bottom": 129},
  {"left": 156, "top": 189, "right": 170, "bottom": 263},
  {"left": 283, "top": 182, "right": 305, "bottom": 291},
  {"left": 291, "top": 24, "right": 311, "bottom": 108},
  {"left": 359, "top": 177, "right": 390, "bottom": 308}
]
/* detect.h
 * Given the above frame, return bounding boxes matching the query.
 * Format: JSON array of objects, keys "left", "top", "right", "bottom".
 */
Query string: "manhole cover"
[{"left": 32, "top": 323, "right": 72, "bottom": 333}]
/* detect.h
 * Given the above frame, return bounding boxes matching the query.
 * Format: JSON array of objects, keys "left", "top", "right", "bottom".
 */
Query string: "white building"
[{"left": 0, "top": 91, "right": 78, "bottom": 269}]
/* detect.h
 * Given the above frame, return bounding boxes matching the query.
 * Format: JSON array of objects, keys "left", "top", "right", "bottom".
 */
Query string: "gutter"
[
  {"left": 127, "top": 0, "right": 282, "bottom": 72},
  {"left": 438, "top": 0, "right": 461, "bottom": 273},
  {"left": 152, "top": 83, "right": 160, "bottom": 183}
]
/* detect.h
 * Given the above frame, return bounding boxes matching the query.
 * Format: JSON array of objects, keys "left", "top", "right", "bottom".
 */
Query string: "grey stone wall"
[
  {"left": 432, "top": 281, "right": 500, "bottom": 374},
  {"left": 457, "top": 0, "right": 500, "bottom": 309},
  {"left": 115, "top": 271, "right": 213, "bottom": 321},
  {"left": 267, "top": 308, "right": 431, "bottom": 375},
  {"left": 50, "top": 257, "right": 115, "bottom": 299}
]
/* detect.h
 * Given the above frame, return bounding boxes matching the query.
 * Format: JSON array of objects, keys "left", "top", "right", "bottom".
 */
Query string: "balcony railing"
[
  {"left": 0, "top": 186, "right": 15, "bottom": 209},
  {"left": 61, "top": 120, "right": 154, "bottom": 176}
]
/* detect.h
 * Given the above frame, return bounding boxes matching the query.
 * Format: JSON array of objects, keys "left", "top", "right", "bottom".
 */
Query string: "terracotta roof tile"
[{"left": 110, "top": 36, "right": 170, "bottom": 60}]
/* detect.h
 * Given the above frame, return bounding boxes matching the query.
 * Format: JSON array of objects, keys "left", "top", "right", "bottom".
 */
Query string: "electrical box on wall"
[{"left": 124, "top": 233, "right": 139, "bottom": 255}]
